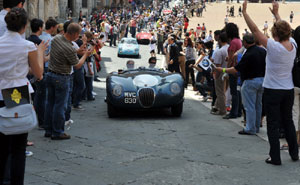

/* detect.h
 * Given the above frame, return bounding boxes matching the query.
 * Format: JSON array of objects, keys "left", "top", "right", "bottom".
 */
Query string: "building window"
[{"left": 82, "top": 0, "right": 87, "bottom": 8}]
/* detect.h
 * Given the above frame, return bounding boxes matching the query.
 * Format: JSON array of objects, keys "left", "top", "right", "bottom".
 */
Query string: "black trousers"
[
  {"left": 229, "top": 74, "right": 241, "bottom": 117},
  {"left": 196, "top": 83, "right": 212, "bottom": 97},
  {"left": 157, "top": 42, "right": 164, "bottom": 54},
  {"left": 0, "top": 101, "right": 28, "bottom": 185},
  {"left": 168, "top": 63, "right": 180, "bottom": 73},
  {"left": 185, "top": 60, "right": 195, "bottom": 87},
  {"left": 264, "top": 88, "right": 299, "bottom": 162}
]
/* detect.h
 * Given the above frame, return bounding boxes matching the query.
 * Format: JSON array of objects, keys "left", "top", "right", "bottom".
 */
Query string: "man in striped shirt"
[{"left": 44, "top": 23, "right": 93, "bottom": 140}]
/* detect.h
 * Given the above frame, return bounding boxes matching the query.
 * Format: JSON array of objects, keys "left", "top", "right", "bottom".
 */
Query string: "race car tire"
[
  {"left": 171, "top": 102, "right": 183, "bottom": 117},
  {"left": 107, "top": 102, "right": 118, "bottom": 118}
]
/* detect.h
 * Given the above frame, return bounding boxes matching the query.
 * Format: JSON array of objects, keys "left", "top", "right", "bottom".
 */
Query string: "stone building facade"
[
  {"left": 59, "top": 0, "right": 97, "bottom": 20},
  {"left": 0, "top": 0, "right": 129, "bottom": 21}
]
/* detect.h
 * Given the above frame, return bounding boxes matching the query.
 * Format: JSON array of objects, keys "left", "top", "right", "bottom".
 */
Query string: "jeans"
[
  {"left": 229, "top": 74, "right": 241, "bottom": 117},
  {"left": 110, "top": 34, "right": 117, "bottom": 46},
  {"left": 44, "top": 72, "right": 70, "bottom": 137},
  {"left": 33, "top": 77, "right": 47, "bottom": 128},
  {"left": 72, "top": 67, "right": 85, "bottom": 107},
  {"left": 65, "top": 74, "right": 74, "bottom": 122},
  {"left": 83, "top": 76, "right": 93, "bottom": 100},
  {"left": 185, "top": 60, "right": 195, "bottom": 87},
  {"left": 264, "top": 88, "right": 298, "bottom": 163},
  {"left": 241, "top": 78, "right": 264, "bottom": 134}
]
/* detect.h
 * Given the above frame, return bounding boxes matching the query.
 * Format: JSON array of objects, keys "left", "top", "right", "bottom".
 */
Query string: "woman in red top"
[
  {"left": 184, "top": 21, "right": 189, "bottom": 33},
  {"left": 224, "top": 23, "right": 242, "bottom": 119}
]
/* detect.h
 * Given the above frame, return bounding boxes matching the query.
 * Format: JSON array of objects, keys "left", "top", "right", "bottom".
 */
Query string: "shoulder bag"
[{"left": 0, "top": 104, "right": 37, "bottom": 135}]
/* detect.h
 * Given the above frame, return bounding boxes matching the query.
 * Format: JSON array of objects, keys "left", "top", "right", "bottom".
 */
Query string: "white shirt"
[
  {"left": 211, "top": 44, "right": 220, "bottom": 61},
  {"left": 71, "top": 41, "right": 80, "bottom": 74},
  {"left": 105, "top": 23, "right": 111, "bottom": 33},
  {"left": 39, "top": 32, "right": 52, "bottom": 67},
  {"left": 263, "top": 38, "right": 296, "bottom": 89},
  {"left": 264, "top": 23, "right": 268, "bottom": 29},
  {"left": 0, "top": 31, "right": 37, "bottom": 100},
  {"left": 0, "top": 9, "right": 8, "bottom": 37},
  {"left": 150, "top": 35, "right": 156, "bottom": 51},
  {"left": 213, "top": 44, "right": 229, "bottom": 68}
]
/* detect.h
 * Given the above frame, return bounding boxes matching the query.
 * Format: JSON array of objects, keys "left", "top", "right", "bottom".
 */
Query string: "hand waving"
[
  {"left": 269, "top": 1, "right": 279, "bottom": 16},
  {"left": 37, "top": 40, "right": 49, "bottom": 52}
]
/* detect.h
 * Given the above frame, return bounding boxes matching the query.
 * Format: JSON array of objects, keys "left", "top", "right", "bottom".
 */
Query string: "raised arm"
[
  {"left": 242, "top": 0, "right": 268, "bottom": 48},
  {"left": 269, "top": 1, "right": 281, "bottom": 22}
]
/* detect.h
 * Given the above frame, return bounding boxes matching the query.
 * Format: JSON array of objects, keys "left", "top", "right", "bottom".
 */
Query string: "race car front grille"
[{"left": 138, "top": 88, "right": 155, "bottom": 108}]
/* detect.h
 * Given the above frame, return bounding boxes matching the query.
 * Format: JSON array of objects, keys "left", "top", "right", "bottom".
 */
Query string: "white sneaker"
[
  {"left": 92, "top": 91, "right": 97, "bottom": 96},
  {"left": 202, "top": 96, "right": 209, "bottom": 102},
  {"left": 26, "top": 151, "right": 33, "bottom": 157},
  {"left": 65, "top": 119, "right": 74, "bottom": 126}
]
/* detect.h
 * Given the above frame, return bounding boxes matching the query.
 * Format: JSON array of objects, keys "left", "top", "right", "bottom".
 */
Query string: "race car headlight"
[
  {"left": 112, "top": 84, "right": 123, "bottom": 97},
  {"left": 170, "top": 82, "right": 181, "bottom": 95}
]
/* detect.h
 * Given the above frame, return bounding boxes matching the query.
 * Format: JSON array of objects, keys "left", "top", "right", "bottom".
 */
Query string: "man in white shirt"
[
  {"left": 212, "top": 32, "right": 229, "bottom": 115},
  {"left": 0, "top": 0, "right": 25, "bottom": 37}
]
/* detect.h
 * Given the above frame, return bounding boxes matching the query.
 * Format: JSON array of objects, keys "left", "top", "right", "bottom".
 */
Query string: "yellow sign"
[{"left": 11, "top": 89, "right": 22, "bottom": 104}]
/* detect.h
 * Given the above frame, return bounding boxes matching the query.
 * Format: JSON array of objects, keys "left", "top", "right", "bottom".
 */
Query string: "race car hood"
[
  {"left": 136, "top": 33, "right": 151, "bottom": 39},
  {"left": 107, "top": 68, "right": 183, "bottom": 91},
  {"left": 119, "top": 43, "right": 139, "bottom": 50}
]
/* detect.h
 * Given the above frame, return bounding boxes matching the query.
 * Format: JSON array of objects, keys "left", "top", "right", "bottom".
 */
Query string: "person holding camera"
[
  {"left": 44, "top": 23, "right": 93, "bottom": 140},
  {"left": 82, "top": 31, "right": 96, "bottom": 101}
]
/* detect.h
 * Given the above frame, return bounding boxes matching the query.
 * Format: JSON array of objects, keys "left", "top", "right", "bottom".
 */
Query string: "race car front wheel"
[
  {"left": 171, "top": 102, "right": 183, "bottom": 117},
  {"left": 107, "top": 102, "right": 118, "bottom": 118}
]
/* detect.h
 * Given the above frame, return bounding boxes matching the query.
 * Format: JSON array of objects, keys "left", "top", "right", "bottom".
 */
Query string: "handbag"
[{"left": 0, "top": 104, "right": 37, "bottom": 135}]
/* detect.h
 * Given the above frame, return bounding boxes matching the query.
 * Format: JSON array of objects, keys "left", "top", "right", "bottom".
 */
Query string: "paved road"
[{"left": 25, "top": 43, "right": 300, "bottom": 185}]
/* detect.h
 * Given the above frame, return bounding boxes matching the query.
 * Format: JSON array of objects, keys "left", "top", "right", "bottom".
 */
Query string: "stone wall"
[{"left": 27, "top": 0, "right": 59, "bottom": 21}]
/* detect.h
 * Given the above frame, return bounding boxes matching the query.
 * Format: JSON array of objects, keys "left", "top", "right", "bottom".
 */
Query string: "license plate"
[{"left": 124, "top": 92, "right": 137, "bottom": 104}]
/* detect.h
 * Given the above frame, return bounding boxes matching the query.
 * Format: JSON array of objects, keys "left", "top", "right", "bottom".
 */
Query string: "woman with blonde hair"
[{"left": 243, "top": 0, "right": 298, "bottom": 165}]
